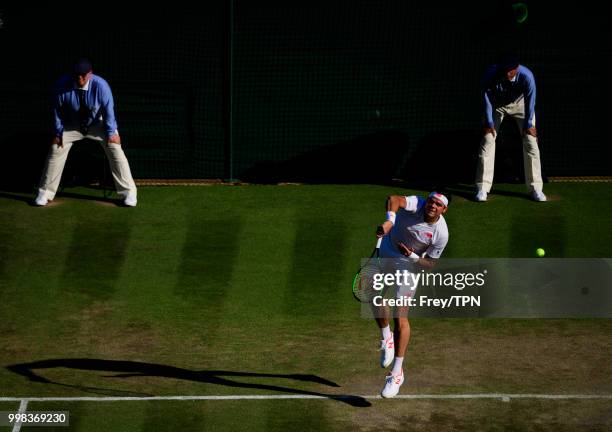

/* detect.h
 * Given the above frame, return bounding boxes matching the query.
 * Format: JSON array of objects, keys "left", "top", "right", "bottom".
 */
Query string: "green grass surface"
[
  {"left": 0, "top": 399, "right": 608, "bottom": 432},
  {"left": 1, "top": 183, "right": 611, "bottom": 431}
]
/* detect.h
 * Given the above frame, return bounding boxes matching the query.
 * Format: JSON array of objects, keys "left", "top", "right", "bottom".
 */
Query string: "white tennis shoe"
[
  {"left": 381, "top": 369, "right": 404, "bottom": 398},
  {"left": 123, "top": 193, "right": 137, "bottom": 207},
  {"left": 379, "top": 334, "right": 394, "bottom": 368},
  {"left": 531, "top": 190, "right": 547, "bottom": 202},
  {"left": 475, "top": 190, "right": 488, "bottom": 202},
  {"left": 34, "top": 192, "right": 48, "bottom": 206}
]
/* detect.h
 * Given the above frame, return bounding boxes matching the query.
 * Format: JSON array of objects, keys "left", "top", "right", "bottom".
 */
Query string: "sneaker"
[
  {"left": 532, "top": 191, "right": 547, "bottom": 202},
  {"left": 123, "top": 193, "right": 137, "bottom": 207},
  {"left": 475, "top": 190, "right": 487, "bottom": 202},
  {"left": 379, "top": 334, "right": 394, "bottom": 368},
  {"left": 34, "top": 193, "right": 48, "bottom": 206},
  {"left": 381, "top": 369, "right": 404, "bottom": 398}
]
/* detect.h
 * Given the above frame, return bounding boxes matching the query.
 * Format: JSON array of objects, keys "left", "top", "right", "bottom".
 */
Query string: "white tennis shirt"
[{"left": 380, "top": 196, "right": 449, "bottom": 259}]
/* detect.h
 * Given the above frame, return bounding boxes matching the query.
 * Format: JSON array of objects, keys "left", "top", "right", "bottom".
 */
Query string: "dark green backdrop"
[{"left": 0, "top": 1, "right": 610, "bottom": 185}]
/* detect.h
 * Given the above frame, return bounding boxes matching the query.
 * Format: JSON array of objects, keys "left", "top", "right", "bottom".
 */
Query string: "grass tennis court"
[{"left": 1, "top": 182, "right": 611, "bottom": 431}]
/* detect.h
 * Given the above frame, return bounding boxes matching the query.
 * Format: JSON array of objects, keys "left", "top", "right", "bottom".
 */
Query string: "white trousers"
[
  {"left": 475, "top": 99, "right": 543, "bottom": 193},
  {"left": 38, "top": 124, "right": 137, "bottom": 200}
]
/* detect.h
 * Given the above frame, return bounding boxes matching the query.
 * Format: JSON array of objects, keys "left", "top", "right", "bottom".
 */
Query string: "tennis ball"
[{"left": 536, "top": 248, "right": 545, "bottom": 257}]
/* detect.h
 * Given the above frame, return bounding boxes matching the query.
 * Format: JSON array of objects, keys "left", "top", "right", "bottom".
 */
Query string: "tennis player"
[{"left": 374, "top": 191, "right": 449, "bottom": 398}]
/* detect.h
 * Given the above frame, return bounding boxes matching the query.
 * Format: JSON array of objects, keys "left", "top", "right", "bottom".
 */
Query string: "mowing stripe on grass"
[
  {"left": 285, "top": 217, "right": 348, "bottom": 315},
  {"left": 2, "top": 394, "right": 611, "bottom": 402},
  {"left": 174, "top": 217, "right": 243, "bottom": 303},
  {"left": 0, "top": 231, "right": 8, "bottom": 297},
  {"left": 11, "top": 399, "right": 28, "bottom": 432},
  {"left": 266, "top": 393, "right": 330, "bottom": 430},
  {"left": 60, "top": 215, "right": 133, "bottom": 300}
]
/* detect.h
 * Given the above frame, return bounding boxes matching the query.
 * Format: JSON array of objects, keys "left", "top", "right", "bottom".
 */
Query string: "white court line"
[
  {"left": 1, "top": 394, "right": 611, "bottom": 402},
  {"left": 11, "top": 399, "right": 28, "bottom": 432}
]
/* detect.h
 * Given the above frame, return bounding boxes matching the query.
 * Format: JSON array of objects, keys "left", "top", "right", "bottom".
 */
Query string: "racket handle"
[{"left": 376, "top": 237, "right": 382, "bottom": 249}]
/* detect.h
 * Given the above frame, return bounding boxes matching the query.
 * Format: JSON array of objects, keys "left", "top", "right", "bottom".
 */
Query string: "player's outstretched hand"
[
  {"left": 397, "top": 242, "right": 415, "bottom": 257},
  {"left": 376, "top": 221, "right": 394, "bottom": 237}
]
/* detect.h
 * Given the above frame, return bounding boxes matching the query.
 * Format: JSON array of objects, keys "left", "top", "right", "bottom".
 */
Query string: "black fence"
[{"left": 0, "top": 1, "right": 610, "bottom": 188}]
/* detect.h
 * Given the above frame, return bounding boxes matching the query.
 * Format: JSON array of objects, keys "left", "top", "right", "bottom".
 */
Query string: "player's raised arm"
[{"left": 376, "top": 195, "right": 408, "bottom": 237}]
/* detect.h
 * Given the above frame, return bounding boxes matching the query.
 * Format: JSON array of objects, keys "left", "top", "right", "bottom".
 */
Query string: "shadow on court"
[
  {"left": 0, "top": 191, "right": 34, "bottom": 204},
  {"left": 284, "top": 217, "right": 348, "bottom": 315},
  {"left": 174, "top": 217, "right": 243, "bottom": 304},
  {"left": 59, "top": 212, "right": 133, "bottom": 300},
  {"left": 0, "top": 190, "right": 119, "bottom": 207},
  {"left": 6, "top": 359, "right": 371, "bottom": 407}
]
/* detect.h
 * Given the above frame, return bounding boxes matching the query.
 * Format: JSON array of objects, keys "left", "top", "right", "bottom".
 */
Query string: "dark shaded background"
[{"left": 0, "top": 1, "right": 610, "bottom": 188}]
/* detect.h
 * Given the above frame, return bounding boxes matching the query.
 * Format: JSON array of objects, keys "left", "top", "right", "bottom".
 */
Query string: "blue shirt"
[
  {"left": 483, "top": 64, "right": 536, "bottom": 129},
  {"left": 52, "top": 74, "right": 118, "bottom": 136}
]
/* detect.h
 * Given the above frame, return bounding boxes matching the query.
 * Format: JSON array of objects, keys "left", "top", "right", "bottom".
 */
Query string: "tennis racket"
[{"left": 352, "top": 237, "right": 383, "bottom": 302}]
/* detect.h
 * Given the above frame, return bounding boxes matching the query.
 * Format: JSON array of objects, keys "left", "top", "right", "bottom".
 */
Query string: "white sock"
[
  {"left": 381, "top": 325, "right": 392, "bottom": 340},
  {"left": 392, "top": 357, "right": 404, "bottom": 375}
]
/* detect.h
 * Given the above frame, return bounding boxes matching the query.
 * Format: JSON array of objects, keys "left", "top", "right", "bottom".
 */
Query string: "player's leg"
[
  {"left": 475, "top": 108, "right": 504, "bottom": 201},
  {"left": 393, "top": 314, "right": 410, "bottom": 359},
  {"left": 35, "top": 130, "right": 82, "bottom": 205},
  {"left": 372, "top": 258, "right": 395, "bottom": 368},
  {"left": 375, "top": 314, "right": 394, "bottom": 368},
  {"left": 381, "top": 264, "right": 414, "bottom": 398},
  {"left": 88, "top": 125, "right": 138, "bottom": 206},
  {"left": 393, "top": 310, "right": 410, "bottom": 374},
  {"left": 381, "top": 306, "right": 409, "bottom": 398},
  {"left": 509, "top": 105, "right": 546, "bottom": 201}
]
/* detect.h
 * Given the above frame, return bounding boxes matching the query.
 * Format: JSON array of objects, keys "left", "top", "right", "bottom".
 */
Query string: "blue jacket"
[
  {"left": 53, "top": 74, "right": 118, "bottom": 136},
  {"left": 483, "top": 64, "right": 536, "bottom": 129}
]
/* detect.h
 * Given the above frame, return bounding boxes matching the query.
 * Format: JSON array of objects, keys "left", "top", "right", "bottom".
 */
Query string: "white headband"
[{"left": 428, "top": 192, "right": 449, "bottom": 207}]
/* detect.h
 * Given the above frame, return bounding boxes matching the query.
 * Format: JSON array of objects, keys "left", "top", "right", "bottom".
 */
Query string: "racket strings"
[{"left": 353, "top": 258, "right": 382, "bottom": 302}]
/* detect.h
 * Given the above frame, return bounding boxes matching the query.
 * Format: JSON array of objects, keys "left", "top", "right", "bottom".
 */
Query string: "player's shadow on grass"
[{"left": 7, "top": 359, "right": 371, "bottom": 408}]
